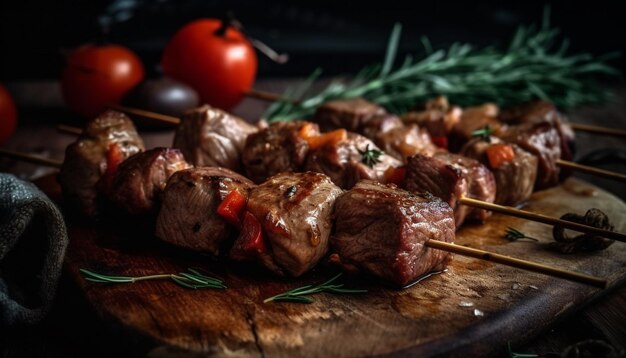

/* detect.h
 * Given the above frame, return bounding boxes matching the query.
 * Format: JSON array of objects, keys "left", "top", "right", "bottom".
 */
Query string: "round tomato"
[
  {"left": 0, "top": 84, "right": 17, "bottom": 144},
  {"left": 161, "top": 19, "right": 257, "bottom": 110},
  {"left": 61, "top": 44, "right": 145, "bottom": 118}
]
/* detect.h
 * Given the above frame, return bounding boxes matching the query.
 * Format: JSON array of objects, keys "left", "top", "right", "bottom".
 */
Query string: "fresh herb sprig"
[
  {"left": 263, "top": 273, "right": 367, "bottom": 304},
  {"left": 508, "top": 342, "right": 539, "bottom": 358},
  {"left": 80, "top": 268, "right": 226, "bottom": 289},
  {"left": 265, "top": 8, "right": 618, "bottom": 122},
  {"left": 471, "top": 125, "right": 493, "bottom": 142},
  {"left": 358, "top": 144, "right": 384, "bottom": 168},
  {"left": 504, "top": 227, "right": 539, "bottom": 242}
]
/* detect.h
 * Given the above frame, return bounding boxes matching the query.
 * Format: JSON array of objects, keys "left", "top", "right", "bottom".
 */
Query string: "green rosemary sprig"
[
  {"left": 265, "top": 8, "right": 618, "bottom": 122},
  {"left": 471, "top": 125, "right": 493, "bottom": 143},
  {"left": 263, "top": 273, "right": 367, "bottom": 304},
  {"left": 80, "top": 267, "right": 226, "bottom": 289},
  {"left": 504, "top": 227, "right": 539, "bottom": 242},
  {"left": 358, "top": 144, "right": 384, "bottom": 168}
]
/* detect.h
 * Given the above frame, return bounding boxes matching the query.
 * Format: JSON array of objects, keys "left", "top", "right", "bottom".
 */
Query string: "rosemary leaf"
[
  {"left": 264, "top": 9, "right": 618, "bottom": 122},
  {"left": 264, "top": 273, "right": 367, "bottom": 304},
  {"left": 504, "top": 227, "right": 539, "bottom": 242},
  {"left": 358, "top": 144, "right": 384, "bottom": 168},
  {"left": 80, "top": 268, "right": 226, "bottom": 290}
]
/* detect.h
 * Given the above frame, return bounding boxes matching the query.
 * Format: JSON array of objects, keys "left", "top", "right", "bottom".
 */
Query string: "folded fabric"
[{"left": 0, "top": 173, "right": 68, "bottom": 326}]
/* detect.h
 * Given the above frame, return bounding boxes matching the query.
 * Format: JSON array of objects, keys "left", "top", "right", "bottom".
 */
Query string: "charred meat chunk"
[
  {"left": 401, "top": 96, "right": 462, "bottom": 138},
  {"left": 107, "top": 148, "right": 191, "bottom": 215},
  {"left": 232, "top": 172, "right": 342, "bottom": 277},
  {"left": 155, "top": 167, "right": 254, "bottom": 255},
  {"left": 58, "top": 110, "right": 145, "bottom": 217},
  {"left": 313, "top": 98, "right": 387, "bottom": 133},
  {"left": 242, "top": 121, "right": 317, "bottom": 183},
  {"left": 500, "top": 121, "right": 561, "bottom": 190},
  {"left": 304, "top": 132, "right": 402, "bottom": 189},
  {"left": 405, "top": 152, "right": 495, "bottom": 228},
  {"left": 461, "top": 137, "right": 538, "bottom": 206},
  {"left": 173, "top": 105, "right": 258, "bottom": 171},
  {"left": 449, "top": 103, "right": 506, "bottom": 151},
  {"left": 331, "top": 180, "right": 455, "bottom": 286},
  {"left": 374, "top": 124, "right": 439, "bottom": 162}
]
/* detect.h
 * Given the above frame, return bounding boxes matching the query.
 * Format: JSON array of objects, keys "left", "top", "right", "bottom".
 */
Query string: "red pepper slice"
[
  {"left": 230, "top": 211, "right": 268, "bottom": 261},
  {"left": 384, "top": 166, "right": 406, "bottom": 187},
  {"left": 100, "top": 142, "right": 125, "bottom": 195},
  {"left": 486, "top": 143, "right": 515, "bottom": 169},
  {"left": 216, "top": 189, "right": 247, "bottom": 227},
  {"left": 431, "top": 136, "right": 448, "bottom": 149}
]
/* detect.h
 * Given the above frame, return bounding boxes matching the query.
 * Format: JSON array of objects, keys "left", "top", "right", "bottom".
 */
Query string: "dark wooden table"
[{"left": 1, "top": 81, "right": 625, "bottom": 357}]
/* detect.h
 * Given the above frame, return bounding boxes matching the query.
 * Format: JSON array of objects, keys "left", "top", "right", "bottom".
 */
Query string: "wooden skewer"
[
  {"left": 57, "top": 124, "right": 83, "bottom": 135},
  {"left": 459, "top": 196, "right": 626, "bottom": 243},
  {"left": 0, "top": 148, "right": 62, "bottom": 168},
  {"left": 107, "top": 104, "right": 180, "bottom": 125},
  {"left": 570, "top": 123, "right": 626, "bottom": 139},
  {"left": 556, "top": 159, "right": 626, "bottom": 182},
  {"left": 245, "top": 89, "right": 300, "bottom": 104},
  {"left": 425, "top": 240, "right": 606, "bottom": 288}
]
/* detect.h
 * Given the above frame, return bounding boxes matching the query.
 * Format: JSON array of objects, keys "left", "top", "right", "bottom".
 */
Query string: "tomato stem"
[{"left": 214, "top": 11, "right": 234, "bottom": 37}]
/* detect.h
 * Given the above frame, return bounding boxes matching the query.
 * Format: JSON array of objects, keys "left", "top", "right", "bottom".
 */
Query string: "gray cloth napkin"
[{"left": 0, "top": 173, "right": 68, "bottom": 326}]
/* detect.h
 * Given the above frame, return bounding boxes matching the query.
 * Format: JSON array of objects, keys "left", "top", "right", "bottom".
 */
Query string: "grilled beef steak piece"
[
  {"left": 499, "top": 100, "right": 575, "bottom": 179},
  {"left": 331, "top": 180, "right": 455, "bottom": 286},
  {"left": 449, "top": 103, "right": 506, "bottom": 151},
  {"left": 500, "top": 121, "right": 562, "bottom": 190},
  {"left": 242, "top": 121, "right": 317, "bottom": 183},
  {"left": 461, "top": 137, "right": 538, "bottom": 206},
  {"left": 401, "top": 96, "right": 462, "bottom": 138},
  {"left": 313, "top": 98, "right": 387, "bottom": 133},
  {"left": 59, "top": 110, "right": 145, "bottom": 217},
  {"left": 107, "top": 148, "right": 191, "bottom": 215},
  {"left": 374, "top": 124, "right": 439, "bottom": 162},
  {"left": 173, "top": 105, "right": 258, "bottom": 171},
  {"left": 232, "top": 172, "right": 342, "bottom": 277},
  {"left": 304, "top": 132, "right": 402, "bottom": 189},
  {"left": 405, "top": 152, "right": 495, "bottom": 228},
  {"left": 155, "top": 167, "right": 254, "bottom": 255}
]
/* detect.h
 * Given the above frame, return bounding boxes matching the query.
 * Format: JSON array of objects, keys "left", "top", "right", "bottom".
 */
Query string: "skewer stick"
[
  {"left": 459, "top": 196, "right": 626, "bottom": 243},
  {"left": 245, "top": 89, "right": 300, "bottom": 104},
  {"left": 0, "top": 148, "right": 62, "bottom": 168},
  {"left": 57, "top": 124, "right": 83, "bottom": 135},
  {"left": 425, "top": 240, "right": 606, "bottom": 288},
  {"left": 556, "top": 159, "right": 626, "bottom": 182},
  {"left": 107, "top": 104, "right": 180, "bottom": 125},
  {"left": 570, "top": 123, "right": 626, "bottom": 139}
]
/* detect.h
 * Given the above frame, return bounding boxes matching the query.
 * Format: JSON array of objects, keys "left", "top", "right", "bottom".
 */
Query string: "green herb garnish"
[
  {"left": 80, "top": 267, "right": 226, "bottom": 289},
  {"left": 265, "top": 8, "right": 618, "bottom": 122},
  {"left": 263, "top": 273, "right": 367, "bottom": 304},
  {"left": 471, "top": 125, "right": 493, "bottom": 143},
  {"left": 358, "top": 144, "right": 384, "bottom": 168},
  {"left": 504, "top": 227, "right": 539, "bottom": 242}
]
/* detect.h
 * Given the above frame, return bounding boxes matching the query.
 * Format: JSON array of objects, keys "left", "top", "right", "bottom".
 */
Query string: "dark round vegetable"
[{"left": 123, "top": 77, "right": 200, "bottom": 118}]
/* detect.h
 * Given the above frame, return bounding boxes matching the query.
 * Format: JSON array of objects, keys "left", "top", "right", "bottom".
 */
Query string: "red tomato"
[
  {"left": 61, "top": 44, "right": 145, "bottom": 118},
  {"left": 0, "top": 84, "right": 17, "bottom": 144},
  {"left": 161, "top": 19, "right": 257, "bottom": 110}
]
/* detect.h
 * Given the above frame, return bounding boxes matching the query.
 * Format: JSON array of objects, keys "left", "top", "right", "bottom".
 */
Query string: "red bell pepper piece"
[
  {"left": 100, "top": 142, "right": 124, "bottom": 194},
  {"left": 486, "top": 143, "right": 515, "bottom": 169},
  {"left": 384, "top": 166, "right": 406, "bottom": 187},
  {"left": 216, "top": 189, "right": 247, "bottom": 227},
  {"left": 230, "top": 211, "right": 268, "bottom": 261},
  {"left": 431, "top": 136, "right": 448, "bottom": 149}
]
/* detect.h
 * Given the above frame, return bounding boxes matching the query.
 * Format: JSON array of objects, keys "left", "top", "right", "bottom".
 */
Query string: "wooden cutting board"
[{"left": 38, "top": 175, "right": 626, "bottom": 357}]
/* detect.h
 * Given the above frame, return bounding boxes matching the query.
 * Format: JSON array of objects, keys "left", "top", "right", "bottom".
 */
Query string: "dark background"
[{"left": 0, "top": 0, "right": 624, "bottom": 81}]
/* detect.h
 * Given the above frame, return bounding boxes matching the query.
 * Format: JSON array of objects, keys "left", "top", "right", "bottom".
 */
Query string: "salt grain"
[
  {"left": 512, "top": 283, "right": 521, "bottom": 290},
  {"left": 458, "top": 301, "right": 474, "bottom": 307},
  {"left": 529, "top": 285, "right": 539, "bottom": 290},
  {"left": 473, "top": 309, "right": 484, "bottom": 317}
]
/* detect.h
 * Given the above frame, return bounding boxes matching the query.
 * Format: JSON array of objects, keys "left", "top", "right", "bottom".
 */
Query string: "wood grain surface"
[{"left": 36, "top": 174, "right": 625, "bottom": 358}]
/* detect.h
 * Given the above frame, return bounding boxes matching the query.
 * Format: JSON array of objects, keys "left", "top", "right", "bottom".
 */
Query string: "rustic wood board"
[{"left": 39, "top": 176, "right": 626, "bottom": 357}]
